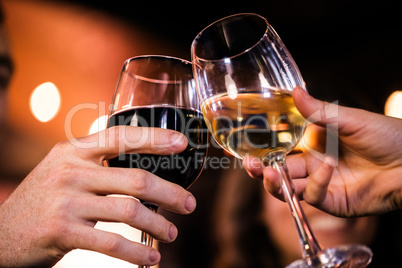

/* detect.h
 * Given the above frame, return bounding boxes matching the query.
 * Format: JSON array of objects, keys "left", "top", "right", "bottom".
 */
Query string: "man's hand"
[{"left": 0, "top": 126, "right": 196, "bottom": 267}]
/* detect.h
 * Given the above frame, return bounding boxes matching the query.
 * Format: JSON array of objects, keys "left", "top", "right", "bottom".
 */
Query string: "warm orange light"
[
  {"left": 294, "top": 124, "right": 316, "bottom": 152},
  {"left": 30, "top": 82, "right": 61, "bottom": 122},
  {"left": 385, "top": 91, "right": 402, "bottom": 119}
]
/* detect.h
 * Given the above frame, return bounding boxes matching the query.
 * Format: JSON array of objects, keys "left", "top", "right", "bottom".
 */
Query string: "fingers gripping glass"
[
  {"left": 107, "top": 56, "right": 208, "bottom": 268},
  {"left": 192, "top": 14, "right": 372, "bottom": 268}
]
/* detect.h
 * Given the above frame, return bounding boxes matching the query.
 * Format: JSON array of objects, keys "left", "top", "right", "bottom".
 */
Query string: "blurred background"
[
  {"left": 2, "top": 0, "right": 402, "bottom": 180},
  {"left": 0, "top": 0, "right": 401, "bottom": 267}
]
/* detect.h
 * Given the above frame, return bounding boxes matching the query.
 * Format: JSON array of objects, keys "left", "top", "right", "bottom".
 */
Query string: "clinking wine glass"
[
  {"left": 107, "top": 56, "right": 208, "bottom": 268},
  {"left": 192, "top": 13, "right": 372, "bottom": 268}
]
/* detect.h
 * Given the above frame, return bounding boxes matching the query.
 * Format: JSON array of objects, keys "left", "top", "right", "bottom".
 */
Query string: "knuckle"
[
  {"left": 102, "top": 235, "right": 122, "bottom": 254},
  {"left": 50, "top": 162, "right": 76, "bottom": 185},
  {"left": 130, "top": 170, "right": 152, "bottom": 194},
  {"left": 48, "top": 140, "right": 71, "bottom": 158},
  {"left": 52, "top": 140, "right": 79, "bottom": 156},
  {"left": 46, "top": 215, "right": 72, "bottom": 243},
  {"left": 122, "top": 198, "right": 141, "bottom": 222},
  {"left": 53, "top": 140, "right": 71, "bottom": 151}
]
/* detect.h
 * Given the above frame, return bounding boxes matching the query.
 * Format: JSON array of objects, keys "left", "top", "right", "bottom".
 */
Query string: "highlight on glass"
[
  {"left": 107, "top": 55, "right": 208, "bottom": 268},
  {"left": 192, "top": 13, "right": 372, "bottom": 268}
]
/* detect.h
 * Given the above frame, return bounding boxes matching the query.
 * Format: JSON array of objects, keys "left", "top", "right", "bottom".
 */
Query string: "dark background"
[
  {"left": 61, "top": 1, "right": 402, "bottom": 267},
  {"left": 66, "top": 0, "right": 402, "bottom": 113}
]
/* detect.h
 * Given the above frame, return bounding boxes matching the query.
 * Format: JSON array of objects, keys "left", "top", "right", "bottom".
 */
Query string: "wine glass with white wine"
[{"left": 192, "top": 13, "right": 372, "bottom": 268}]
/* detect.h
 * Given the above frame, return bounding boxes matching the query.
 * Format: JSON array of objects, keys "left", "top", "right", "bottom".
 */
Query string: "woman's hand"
[{"left": 244, "top": 87, "right": 402, "bottom": 217}]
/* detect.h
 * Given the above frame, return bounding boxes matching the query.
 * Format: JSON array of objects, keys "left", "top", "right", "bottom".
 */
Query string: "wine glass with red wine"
[{"left": 107, "top": 55, "right": 208, "bottom": 268}]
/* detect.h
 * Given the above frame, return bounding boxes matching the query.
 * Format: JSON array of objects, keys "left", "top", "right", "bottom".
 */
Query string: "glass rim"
[
  {"left": 122, "top": 55, "right": 193, "bottom": 84},
  {"left": 191, "top": 13, "right": 270, "bottom": 63}
]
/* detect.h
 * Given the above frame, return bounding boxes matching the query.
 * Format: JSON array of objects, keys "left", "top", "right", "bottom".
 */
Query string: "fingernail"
[
  {"left": 169, "top": 225, "right": 178, "bottom": 241},
  {"left": 149, "top": 249, "right": 160, "bottom": 263},
  {"left": 170, "top": 133, "right": 187, "bottom": 147},
  {"left": 185, "top": 194, "right": 196, "bottom": 212}
]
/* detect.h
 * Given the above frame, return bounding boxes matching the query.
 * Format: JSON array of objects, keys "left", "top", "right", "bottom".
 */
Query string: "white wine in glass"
[
  {"left": 192, "top": 13, "right": 372, "bottom": 268},
  {"left": 201, "top": 90, "right": 305, "bottom": 161}
]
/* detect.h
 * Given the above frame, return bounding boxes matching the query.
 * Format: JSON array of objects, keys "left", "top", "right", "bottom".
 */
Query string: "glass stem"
[
  {"left": 269, "top": 153, "right": 322, "bottom": 263},
  {"left": 139, "top": 203, "right": 158, "bottom": 268}
]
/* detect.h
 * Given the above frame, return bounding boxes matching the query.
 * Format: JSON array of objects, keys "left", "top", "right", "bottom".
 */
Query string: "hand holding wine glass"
[
  {"left": 107, "top": 55, "right": 208, "bottom": 268},
  {"left": 0, "top": 126, "right": 196, "bottom": 267},
  {"left": 192, "top": 13, "right": 372, "bottom": 267},
  {"left": 247, "top": 86, "right": 402, "bottom": 217},
  {"left": 0, "top": 56, "right": 203, "bottom": 268}
]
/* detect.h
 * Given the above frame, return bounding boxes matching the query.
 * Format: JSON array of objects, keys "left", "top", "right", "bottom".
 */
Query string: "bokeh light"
[
  {"left": 89, "top": 114, "right": 108, "bottom": 135},
  {"left": 29, "top": 82, "right": 61, "bottom": 122},
  {"left": 385, "top": 91, "right": 402, "bottom": 119}
]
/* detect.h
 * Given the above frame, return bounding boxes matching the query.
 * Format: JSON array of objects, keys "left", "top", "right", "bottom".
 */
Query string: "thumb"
[{"left": 293, "top": 86, "right": 349, "bottom": 129}]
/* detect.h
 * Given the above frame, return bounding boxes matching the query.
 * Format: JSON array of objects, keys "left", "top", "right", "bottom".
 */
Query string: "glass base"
[{"left": 286, "top": 245, "right": 373, "bottom": 268}]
